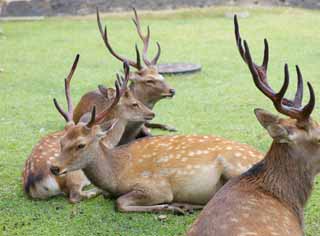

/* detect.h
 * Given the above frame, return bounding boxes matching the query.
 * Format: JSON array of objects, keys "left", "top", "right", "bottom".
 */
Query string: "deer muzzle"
[{"left": 50, "top": 165, "right": 67, "bottom": 176}]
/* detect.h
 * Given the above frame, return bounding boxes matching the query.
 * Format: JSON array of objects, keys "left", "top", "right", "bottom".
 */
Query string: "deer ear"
[
  {"left": 100, "top": 119, "right": 118, "bottom": 133},
  {"left": 91, "top": 119, "right": 118, "bottom": 139},
  {"left": 98, "top": 85, "right": 109, "bottom": 98},
  {"left": 100, "top": 119, "right": 121, "bottom": 148},
  {"left": 254, "top": 108, "right": 289, "bottom": 143}
]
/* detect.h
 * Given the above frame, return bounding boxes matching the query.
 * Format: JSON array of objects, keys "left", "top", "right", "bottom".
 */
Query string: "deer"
[
  {"left": 72, "top": 8, "right": 176, "bottom": 145},
  {"left": 187, "top": 16, "right": 319, "bottom": 236},
  {"left": 22, "top": 55, "right": 155, "bottom": 203},
  {"left": 50, "top": 68, "right": 264, "bottom": 213}
]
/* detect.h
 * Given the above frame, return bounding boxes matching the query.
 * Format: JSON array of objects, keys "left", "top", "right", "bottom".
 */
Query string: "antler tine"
[
  {"left": 53, "top": 54, "right": 79, "bottom": 122},
  {"left": 275, "top": 66, "right": 314, "bottom": 121},
  {"left": 234, "top": 15, "right": 246, "bottom": 62},
  {"left": 53, "top": 98, "right": 69, "bottom": 122},
  {"left": 302, "top": 82, "right": 315, "bottom": 119},
  {"left": 96, "top": 8, "right": 142, "bottom": 70},
  {"left": 243, "top": 40, "right": 275, "bottom": 100},
  {"left": 236, "top": 15, "right": 303, "bottom": 107},
  {"left": 234, "top": 15, "right": 272, "bottom": 91},
  {"left": 244, "top": 39, "right": 314, "bottom": 121},
  {"left": 151, "top": 42, "right": 161, "bottom": 65},
  {"left": 135, "top": 44, "right": 142, "bottom": 69},
  {"left": 64, "top": 54, "right": 79, "bottom": 117},
  {"left": 293, "top": 65, "right": 304, "bottom": 107},
  {"left": 93, "top": 62, "right": 131, "bottom": 125},
  {"left": 86, "top": 106, "right": 97, "bottom": 128},
  {"left": 132, "top": 8, "right": 160, "bottom": 66}
]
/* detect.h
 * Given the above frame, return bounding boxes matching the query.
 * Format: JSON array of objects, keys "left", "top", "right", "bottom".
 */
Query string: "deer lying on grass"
[
  {"left": 73, "top": 8, "right": 176, "bottom": 145},
  {"left": 23, "top": 55, "right": 154, "bottom": 203},
  {"left": 50, "top": 73, "right": 264, "bottom": 213},
  {"left": 188, "top": 16, "right": 318, "bottom": 236}
]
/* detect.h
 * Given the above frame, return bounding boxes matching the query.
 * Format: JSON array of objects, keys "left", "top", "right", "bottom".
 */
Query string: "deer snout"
[
  {"left": 50, "top": 166, "right": 61, "bottom": 176},
  {"left": 169, "top": 88, "right": 176, "bottom": 97},
  {"left": 145, "top": 111, "right": 155, "bottom": 121},
  {"left": 50, "top": 165, "right": 67, "bottom": 176}
]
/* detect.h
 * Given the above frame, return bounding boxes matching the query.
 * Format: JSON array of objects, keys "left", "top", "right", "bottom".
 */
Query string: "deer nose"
[
  {"left": 146, "top": 112, "right": 155, "bottom": 120},
  {"left": 169, "top": 89, "right": 176, "bottom": 96},
  {"left": 50, "top": 166, "right": 60, "bottom": 176}
]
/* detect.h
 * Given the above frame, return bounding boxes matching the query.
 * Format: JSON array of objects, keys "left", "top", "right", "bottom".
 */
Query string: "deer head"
[
  {"left": 234, "top": 15, "right": 320, "bottom": 177},
  {"left": 96, "top": 8, "right": 175, "bottom": 108},
  {"left": 50, "top": 61, "right": 154, "bottom": 176}
]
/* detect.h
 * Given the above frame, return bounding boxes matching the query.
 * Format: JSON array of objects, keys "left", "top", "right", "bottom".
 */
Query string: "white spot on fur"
[
  {"left": 188, "top": 152, "right": 195, "bottom": 157},
  {"left": 141, "top": 171, "right": 151, "bottom": 177},
  {"left": 230, "top": 218, "right": 238, "bottom": 223},
  {"left": 235, "top": 152, "right": 242, "bottom": 157},
  {"left": 196, "top": 150, "right": 203, "bottom": 155},
  {"left": 156, "top": 156, "right": 169, "bottom": 163}
]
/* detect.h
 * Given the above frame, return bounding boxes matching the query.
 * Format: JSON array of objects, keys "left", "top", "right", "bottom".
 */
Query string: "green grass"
[{"left": 1, "top": 6, "right": 320, "bottom": 236}]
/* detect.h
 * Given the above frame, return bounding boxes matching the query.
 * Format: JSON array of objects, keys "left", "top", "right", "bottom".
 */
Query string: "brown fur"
[
  {"left": 73, "top": 66, "right": 174, "bottom": 145},
  {"left": 52, "top": 116, "right": 264, "bottom": 213},
  {"left": 188, "top": 114, "right": 320, "bottom": 236},
  {"left": 22, "top": 130, "right": 99, "bottom": 202}
]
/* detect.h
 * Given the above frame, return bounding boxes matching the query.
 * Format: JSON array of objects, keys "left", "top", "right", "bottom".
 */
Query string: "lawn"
[{"left": 1, "top": 6, "right": 320, "bottom": 236}]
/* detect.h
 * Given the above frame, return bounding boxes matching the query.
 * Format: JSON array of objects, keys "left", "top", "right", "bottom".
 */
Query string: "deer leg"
[
  {"left": 145, "top": 122, "right": 177, "bottom": 132},
  {"left": 69, "top": 186, "right": 102, "bottom": 203},
  {"left": 65, "top": 170, "right": 102, "bottom": 203},
  {"left": 116, "top": 188, "right": 185, "bottom": 214},
  {"left": 171, "top": 203, "right": 204, "bottom": 213},
  {"left": 136, "top": 126, "right": 153, "bottom": 139}
]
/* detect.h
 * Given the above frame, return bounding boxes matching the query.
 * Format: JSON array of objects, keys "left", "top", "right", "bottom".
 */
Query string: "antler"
[
  {"left": 96, "top": 8, "right": 142, "bottom": 70},
  {"left": 132, "top": 8, "right": 161, "bottom": 66},
  {"left": 241, "top": 30, "right": 315, "bottom": 122},
  {"left": 87, "top": 61, "right": 130, "bottom": 127},
  {"left": 234, "top": 15, "right": 304, "bottom": 108},
  {"left": 53, "top": 54, "right": 79, "bottom": 122}
]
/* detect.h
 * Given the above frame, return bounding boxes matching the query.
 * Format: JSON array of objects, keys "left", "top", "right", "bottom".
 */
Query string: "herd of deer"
[{"left": 20, "top": 8, "right": 320, "bottom": 236}]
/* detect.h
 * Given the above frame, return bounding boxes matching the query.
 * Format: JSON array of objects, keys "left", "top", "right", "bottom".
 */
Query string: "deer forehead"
[{"left": 64, "top": 126, "right": 90, "bottom": 141}]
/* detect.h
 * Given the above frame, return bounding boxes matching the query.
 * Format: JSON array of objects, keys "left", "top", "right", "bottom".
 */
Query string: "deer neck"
[
  {"left": 82, "top": 142, "right": 120, "bottom": 194},
  {"left": 101, "top": 118, "right": 128, "bottom": 148},
  {"left": 119, "top": 121, "right": 144, "bottom": 145},
  {"left": 243, "top": 142, "right": 314, "bottom": 226},
  {"left": 82, "top": 119, "right": 129, "bottom": 194}
]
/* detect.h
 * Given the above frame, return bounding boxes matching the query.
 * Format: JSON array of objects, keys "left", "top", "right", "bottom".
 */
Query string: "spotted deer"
[
  {"left": 50, "top": 78, "right": 264, "bottom": 213},
  {"left": 188, "top": 16, "right": 319, "bottom": 236},
  {"left": 73, "top": 8, "right": 176, "bottom": 145},
  {"left": 22, "top": 55, "right": 154, "bottom": 203}
]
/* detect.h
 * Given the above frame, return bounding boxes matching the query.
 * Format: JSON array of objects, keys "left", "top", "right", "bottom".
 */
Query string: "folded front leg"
[{"left": 116, "top": 187, "right": 185, "bottom": 214}]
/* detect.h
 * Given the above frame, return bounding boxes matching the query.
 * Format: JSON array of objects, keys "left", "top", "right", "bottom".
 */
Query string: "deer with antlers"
[
  {"left": 73, "top": 8, "right": 176, "bottom": 145},
  {"left": 50, "top": 60, "right": 264, "bottom": 213},
  {"left": 188, "top": 16, "right": 319, "bottom": 236},
  {"left": 23, "top": 55, "right": 154, "bottom": 203}
]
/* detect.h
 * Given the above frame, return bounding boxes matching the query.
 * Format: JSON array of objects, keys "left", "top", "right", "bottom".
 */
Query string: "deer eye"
[
  {"left": 77, "top": 144, "right": 86, "bottom": 150},
  {"left": 132, "top": 103, "right": 139, "bottom": 107}
]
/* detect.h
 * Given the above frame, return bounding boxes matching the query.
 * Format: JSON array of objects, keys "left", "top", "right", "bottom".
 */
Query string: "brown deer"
[
  {"left": 188, "top": 16, "right": 318, "bottom": 236},
  {"left": 73, "top": 8, "right": 176, "bottom": 145},
  {"left": 23, "top": 55, "right": 154, "bottom": 203},
  {"left": 50, "top": 78, "right": 264, "bottom": 213}
]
